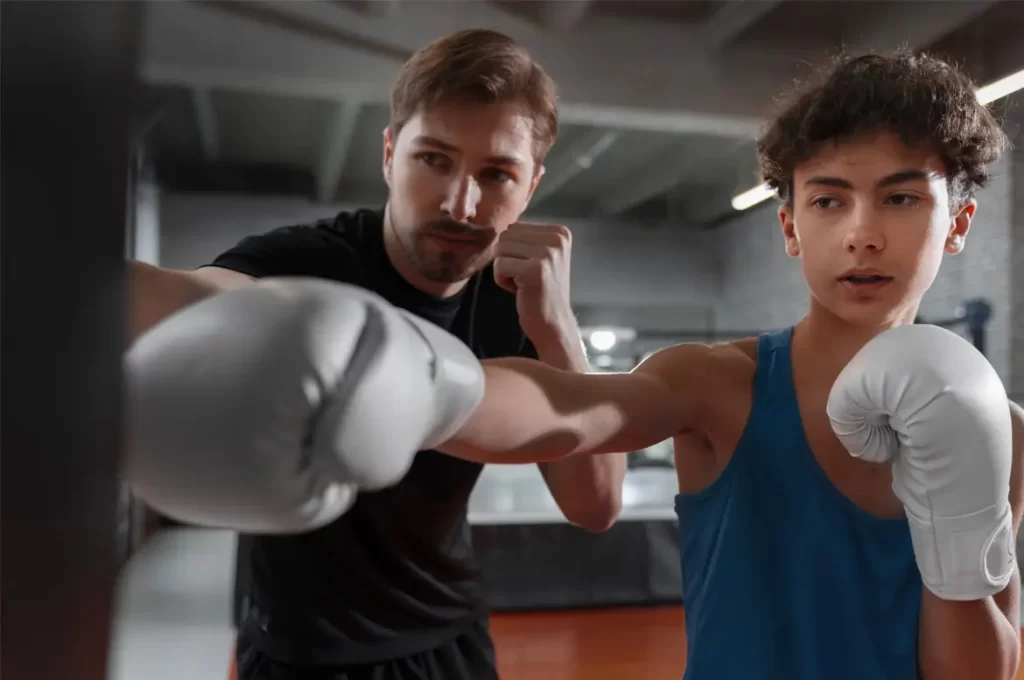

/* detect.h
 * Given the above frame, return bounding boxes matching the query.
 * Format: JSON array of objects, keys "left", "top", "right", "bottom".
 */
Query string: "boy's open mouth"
[{"left": 839, "top": 270, "right": 893, "bottom": 288}]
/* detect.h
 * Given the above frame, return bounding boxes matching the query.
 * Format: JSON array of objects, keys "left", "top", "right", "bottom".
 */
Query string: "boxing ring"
[{"left": 468, "top": 302, "right": 996, "bottom": 612}]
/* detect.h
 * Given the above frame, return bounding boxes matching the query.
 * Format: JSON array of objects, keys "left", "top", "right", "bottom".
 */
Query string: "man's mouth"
[
  {"left": 431, "top": 232, "right": 481, "bottom": 246},
  {"left": 426, "top": 220, "right": 488, "bottom": 245}
]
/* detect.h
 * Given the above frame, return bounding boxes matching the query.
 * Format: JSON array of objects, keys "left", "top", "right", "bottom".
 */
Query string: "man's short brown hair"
[
  {"left": 389, "top": 29, "right": 559, "bottom": 163},
  {"left": 757, "top": 51, "right": 1009, "bottom": 206}
]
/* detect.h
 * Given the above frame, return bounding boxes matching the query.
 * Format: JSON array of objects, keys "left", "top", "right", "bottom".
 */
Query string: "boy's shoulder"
[{"left": 641, "top": 337, "right": 758, "bottom": 405}]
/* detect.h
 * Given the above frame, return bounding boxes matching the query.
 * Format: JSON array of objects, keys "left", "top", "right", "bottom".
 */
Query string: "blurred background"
[
  {"left": 4, "top": 1, "right": 1023, "bottom": 680},
  {"left": 138, "top": 0, "right": 1022, "bottom": 392}
]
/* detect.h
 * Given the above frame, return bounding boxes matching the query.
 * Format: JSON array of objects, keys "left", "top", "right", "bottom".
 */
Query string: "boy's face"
[
  {"left": 779, "top": 132, "right": 974, "bottom": 328},
  {"left": 382, "top": 99, "right": 544, "bottom": 283}
]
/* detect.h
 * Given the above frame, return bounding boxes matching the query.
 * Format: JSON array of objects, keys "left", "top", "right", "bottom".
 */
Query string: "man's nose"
[{"left": 441, "top": 176, "right": 481, "bottom": 223}]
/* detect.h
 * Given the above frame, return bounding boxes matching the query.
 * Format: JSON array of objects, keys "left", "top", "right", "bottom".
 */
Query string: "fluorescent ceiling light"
[
  {"left": 975, "top": 67, "right": 1024, "bottom": 105},
  {"left": 730, "top": 182, "right": 777, "bottom": 211},
  {"left": 730, "top": 67, "right": 1024, "bottom": 212}
]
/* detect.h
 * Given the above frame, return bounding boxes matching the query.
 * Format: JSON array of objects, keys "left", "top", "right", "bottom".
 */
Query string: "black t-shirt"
[{"left": 207, "top": 208, "right": 536, "bottom": 666}]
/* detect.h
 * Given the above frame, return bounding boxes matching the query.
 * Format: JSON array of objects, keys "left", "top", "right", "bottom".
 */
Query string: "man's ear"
[
  {"left": 382, "top": 126, "right": 394, "bottom": 189},
  {"left": 780, "top": 203, "right": 799, "bottom": 257},
  {"left": 946, "top": 198, "right": 976, "bottom": 255}
]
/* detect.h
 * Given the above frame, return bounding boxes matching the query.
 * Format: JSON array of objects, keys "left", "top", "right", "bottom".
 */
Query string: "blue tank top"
[{"left": 674, "top": 327, "right": 922, "bottom": 679}]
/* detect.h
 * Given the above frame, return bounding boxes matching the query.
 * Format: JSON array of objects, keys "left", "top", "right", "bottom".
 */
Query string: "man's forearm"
[
  {"left": 533, "top": 322, "right": 627, "bottom": 532},
  {"left": 918, "top": 586, "right": 1020, "bottom": 680}
]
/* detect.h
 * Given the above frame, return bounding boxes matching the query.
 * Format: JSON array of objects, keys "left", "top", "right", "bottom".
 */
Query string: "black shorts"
[{"left": 236, "top": 619, "right": 499, "bottom": 680}]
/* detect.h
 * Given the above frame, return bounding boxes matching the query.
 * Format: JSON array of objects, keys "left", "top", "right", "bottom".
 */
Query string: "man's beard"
[{"left": 405, "top": 219, "right": 495, "bottom": 283}]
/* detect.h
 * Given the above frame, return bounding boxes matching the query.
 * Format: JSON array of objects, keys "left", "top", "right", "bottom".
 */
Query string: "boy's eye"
[{"left": 886, "top": 194, "right": 920, "bottom": 206}]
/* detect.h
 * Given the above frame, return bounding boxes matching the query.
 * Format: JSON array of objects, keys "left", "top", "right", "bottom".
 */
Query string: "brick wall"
[{"left": 712, "top": 155, "right": 1017, "bottom": 389}]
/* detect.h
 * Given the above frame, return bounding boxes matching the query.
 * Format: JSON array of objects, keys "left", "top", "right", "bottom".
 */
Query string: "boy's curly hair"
[{"left": 757, "top": 51, "right": 1009, "bottom": 206}]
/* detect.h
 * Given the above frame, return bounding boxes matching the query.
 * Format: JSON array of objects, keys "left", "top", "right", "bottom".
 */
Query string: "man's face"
[
  {"left": 779, "top": 131, "right": 974, "bottom": 328},
  {"left": 383, "top": 100, "right": 544, "bottom": 283}
]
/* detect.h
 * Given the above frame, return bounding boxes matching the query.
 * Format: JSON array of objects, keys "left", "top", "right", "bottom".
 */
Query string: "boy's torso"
[
  {"left": 674, "top": 335, "right": 901, "bottom": 518},
  {"left": 669, "top": 328, "right": 922, "bottom": 679}
]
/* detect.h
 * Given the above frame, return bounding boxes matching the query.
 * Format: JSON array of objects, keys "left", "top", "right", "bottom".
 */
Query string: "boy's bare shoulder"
[{"left": 634, "top": 337, "right": 757, "bottom": 394}]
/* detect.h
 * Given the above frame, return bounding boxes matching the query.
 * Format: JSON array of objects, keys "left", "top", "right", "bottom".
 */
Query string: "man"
[
  {"left": 127, "top": 29, "right": 626, "bottom": 680},
  {"left": 437, "top": 53, "right": 1024, "bottom": 679}
]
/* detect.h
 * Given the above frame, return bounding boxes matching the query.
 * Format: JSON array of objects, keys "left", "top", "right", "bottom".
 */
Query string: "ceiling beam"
[
  {"left": 539, "top": 0, "right": 591, "bottom": 32},
  {"left": 143, "top": 0, "right": 779, "bottom": 136},
  {"left": 702, "top": 0, "right": 782, "bottom": 51},
  {"left": 197, "top": 0, "right": 411, "bottom": 62},
  {"left": 316, "top": 101, "right": 363, "bottom": 203},
  {"left": 530, "top": 128, "right": 619, "bottom": 206},
  {"left": 334, "top": 0, "right": 401, "bottom": 17},
  {"left": 682, "top": 186, "right": 743, "bottom": 224},
  {"left": 595, "top": 138, "right": 748, "bottom": 217},
  {"left": 189, "top": 87, "right": 220, "bottom": 161},
  {"left": 143, "top": 63, "right": 763, "bottom": 138},
  {"left": 593, "top": 142, "right": 691, "bottom": 217},
  {"left": 848, "top": 0, "right": 998, "bottom": 54}
]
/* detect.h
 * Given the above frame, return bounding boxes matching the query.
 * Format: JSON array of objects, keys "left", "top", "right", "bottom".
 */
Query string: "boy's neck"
[{"left": 792, "top": 299, "right": 919, "bottom": 382}]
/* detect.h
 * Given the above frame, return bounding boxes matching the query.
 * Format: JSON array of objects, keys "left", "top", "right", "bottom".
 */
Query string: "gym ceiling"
[{"left": 139, "top": 0, "right": 1024, "bottom": 228}]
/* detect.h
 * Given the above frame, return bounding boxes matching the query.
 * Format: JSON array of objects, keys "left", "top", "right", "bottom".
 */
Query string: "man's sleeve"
[
  {"left": 519, "top": 335, "right": 540, "bottom": 360},
  {"left": 205, "top": 222, "right": 349, "bottom": 280}
]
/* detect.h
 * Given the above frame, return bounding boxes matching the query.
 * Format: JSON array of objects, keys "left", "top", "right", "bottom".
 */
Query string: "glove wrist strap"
[{"left": 905, "top": 500, "right": 1015, "bottom": 601}]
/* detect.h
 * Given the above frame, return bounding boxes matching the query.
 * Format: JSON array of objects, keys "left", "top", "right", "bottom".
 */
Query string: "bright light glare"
[{"left": 589, "top": 330, "right": 617, "bottom": 351}]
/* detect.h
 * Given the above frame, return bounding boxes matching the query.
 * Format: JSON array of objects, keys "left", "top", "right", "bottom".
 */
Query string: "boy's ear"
[
  {"left": 780, "top": 204, "right": 799, "bottom": 257},
  {"left": 946, "top": 199, "right": 976, "bottom": 255}
]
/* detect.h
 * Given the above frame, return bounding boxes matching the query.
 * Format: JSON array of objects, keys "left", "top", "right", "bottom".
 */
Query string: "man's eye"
[
  {"left": 482, "top": 168, "right": 514, "bottom": 183},
  {"left": 417, "top": 153, "right": 444, "bottom": 166}
]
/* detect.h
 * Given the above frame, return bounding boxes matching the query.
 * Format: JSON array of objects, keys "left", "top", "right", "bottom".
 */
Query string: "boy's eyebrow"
[{"left": 804, "top": 170, "right": 935, "bottom": 190}]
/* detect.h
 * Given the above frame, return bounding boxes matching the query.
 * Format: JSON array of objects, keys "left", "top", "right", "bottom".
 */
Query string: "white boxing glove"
[
  {"left": 124, "top": 277, "right": 484, "bottom": 534},
  {"left": 827, "top": 324, "right": 1015, "bottom": 600}
]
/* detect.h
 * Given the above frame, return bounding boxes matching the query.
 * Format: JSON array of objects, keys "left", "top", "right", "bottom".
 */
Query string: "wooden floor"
[
  {"left": 226, "top": 607, "right": 1024, "bottom": 680},
  {"left": 492, "top": 606, "right": 687, "bottom": 679}
]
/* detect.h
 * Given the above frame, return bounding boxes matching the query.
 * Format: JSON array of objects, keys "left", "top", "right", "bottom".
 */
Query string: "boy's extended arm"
[
  {"left": 128, "top": 261, "right": 254, "bottom": 345},
  {"left": 437, "top": 343, "right": 710, "bottom": 464}
]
